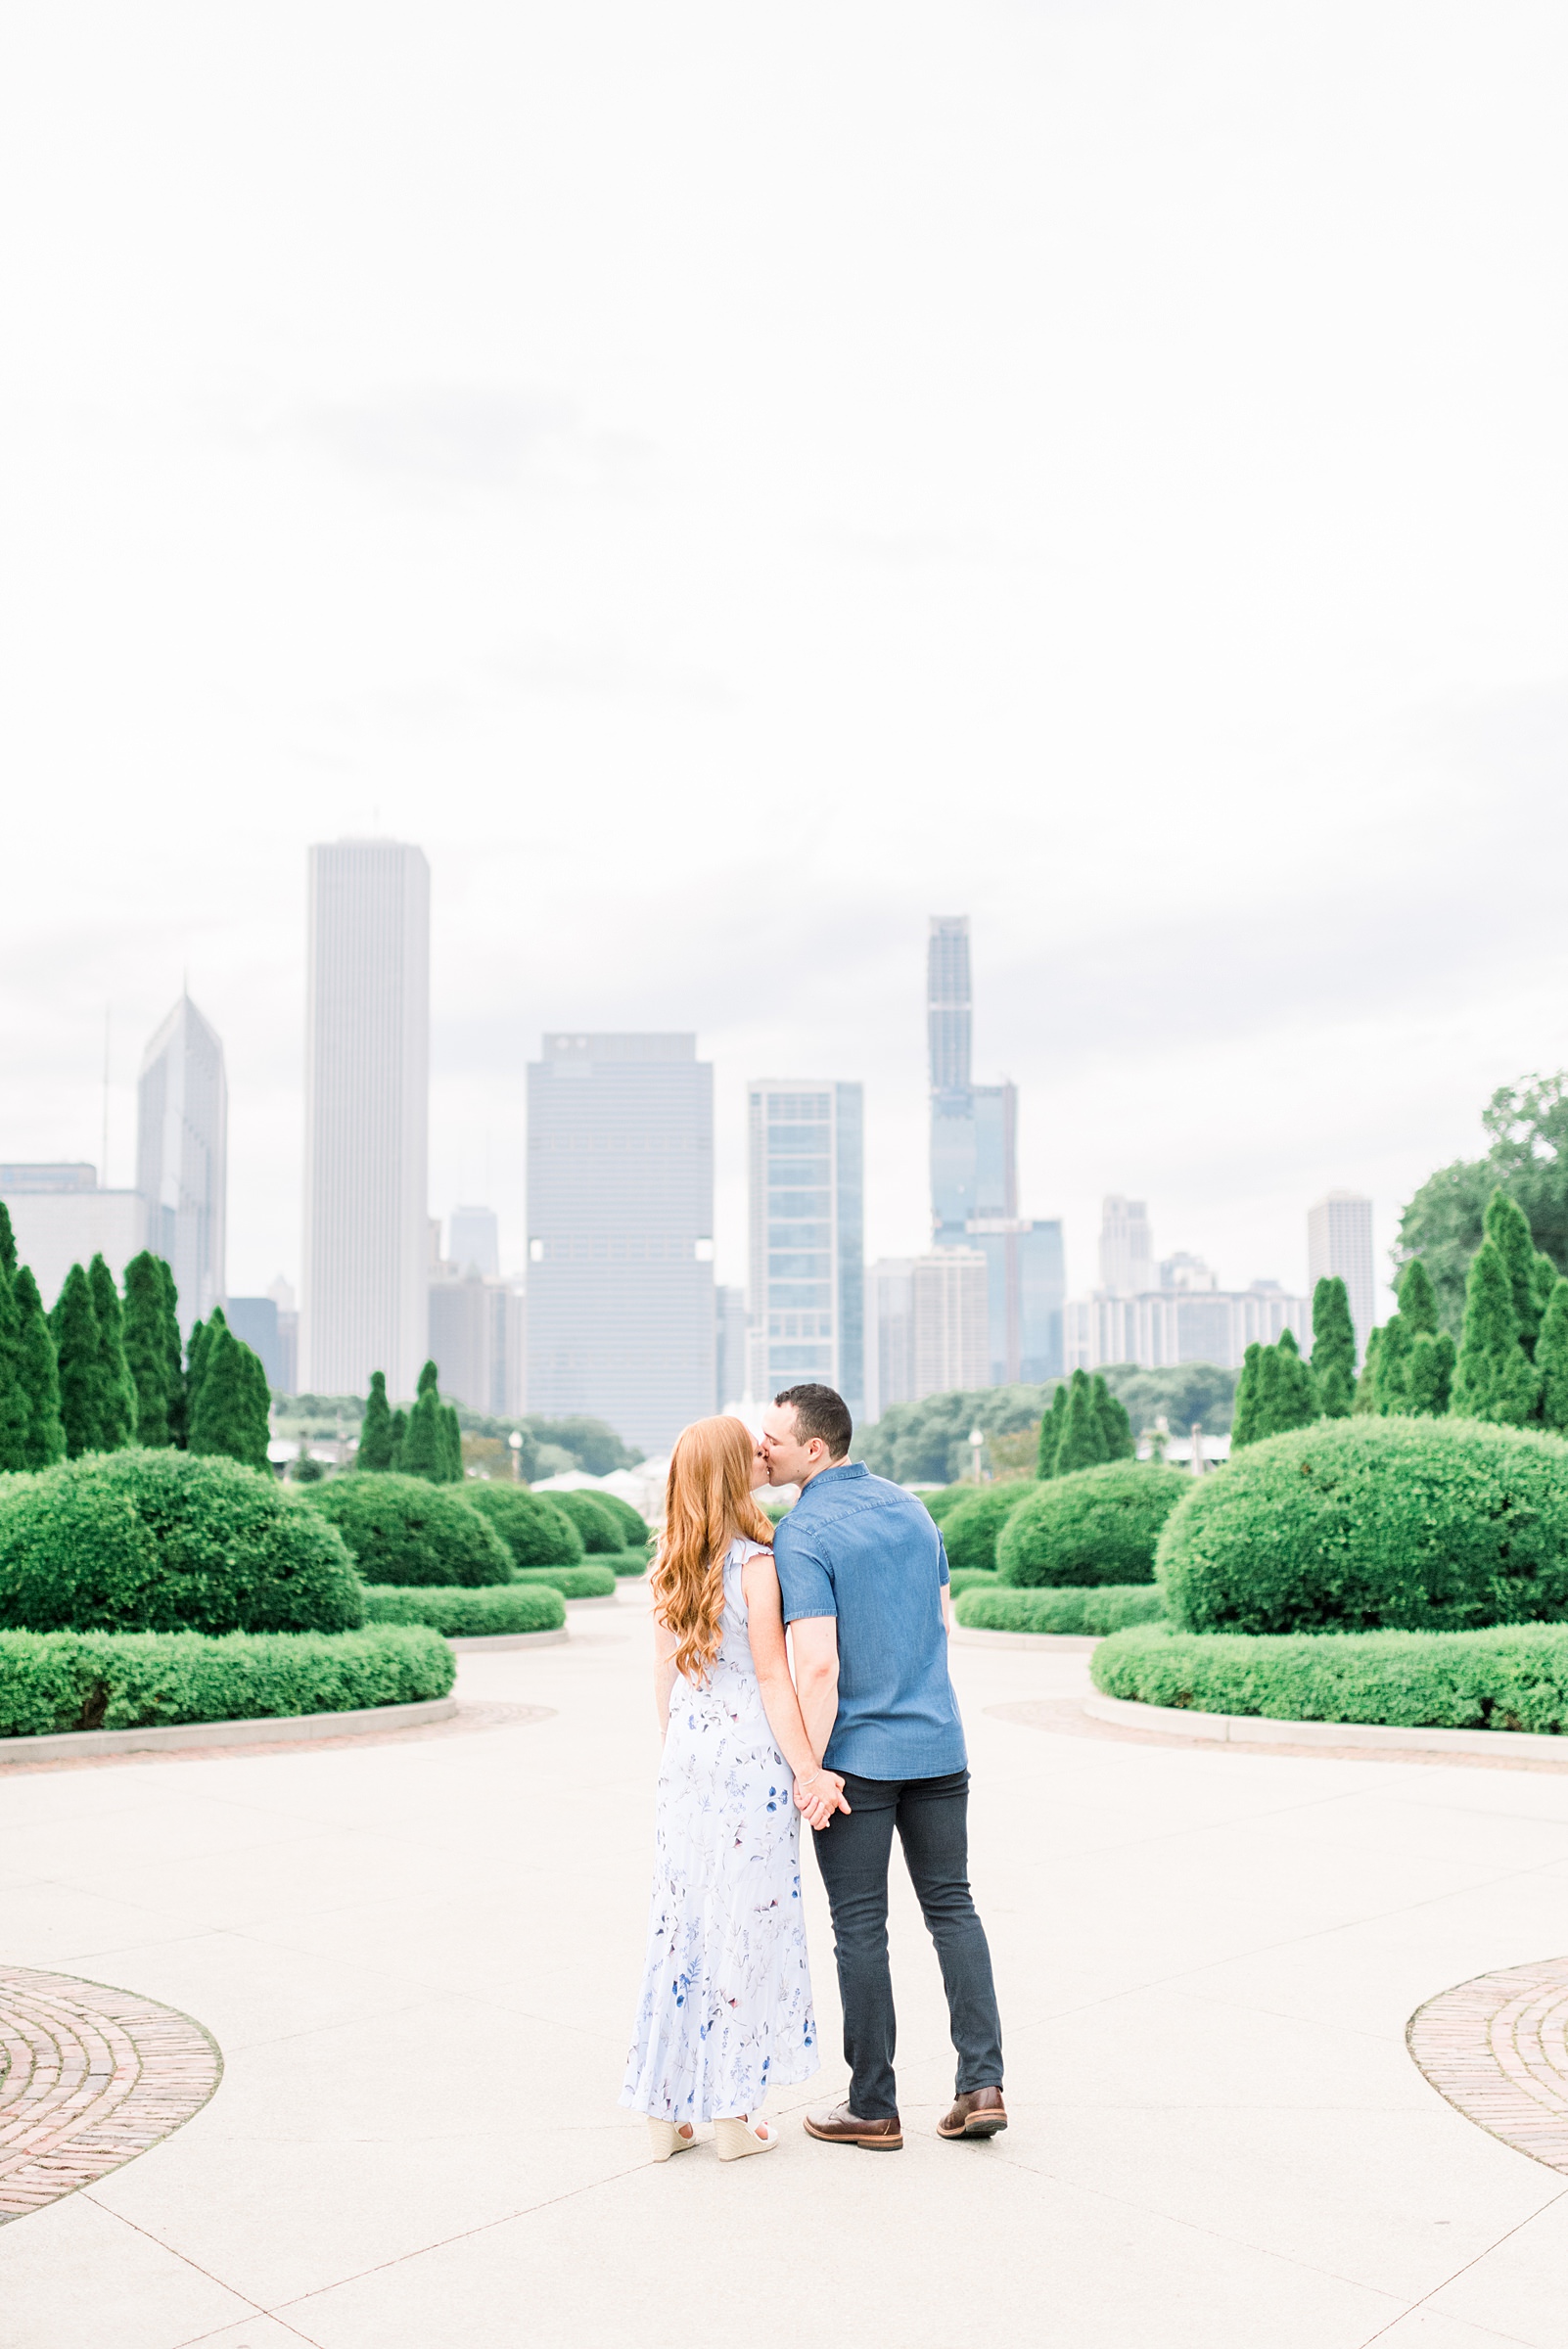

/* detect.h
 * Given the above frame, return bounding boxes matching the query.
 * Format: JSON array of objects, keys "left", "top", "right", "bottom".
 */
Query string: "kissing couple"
[{"left": 621, "top": 1382, "right": 1005, "bottom": 2159}]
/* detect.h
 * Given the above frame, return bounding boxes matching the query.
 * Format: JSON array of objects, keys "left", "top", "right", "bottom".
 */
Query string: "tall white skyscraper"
[
  {"left": 300, "top": 841, "right": 430, "bottom": 1399},
  {"left": 136, "top": 991, "right": 227, "bottom": 1334},
  {"left": 746, "top": 1080, "right": 864, "bottom": 1423},
  {"left": 1098, "top": 1197, "right": 1154, "bottom": 1297},
  {"left": 1308, "top": 1191, "right": 1375, "bottom": 1364}
]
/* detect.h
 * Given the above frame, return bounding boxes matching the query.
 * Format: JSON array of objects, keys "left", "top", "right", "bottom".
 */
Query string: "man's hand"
[{"left": 794, "top": 1767, "right": 850, "bottom": 1830}]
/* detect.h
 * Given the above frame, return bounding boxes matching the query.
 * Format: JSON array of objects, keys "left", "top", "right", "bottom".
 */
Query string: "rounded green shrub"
[
  {"left": 511, "top": 1562, "right": 617, "bottom": 1599},
  {"left": 302, "top": 1474, "right": 511, "bottom": 1587},
  {"left": 1157, "top": 1417, "right": 1568, "bottom": 1635},
  {"left": 957, "top": 1584, "right": 1167, "bottom": 1636},
  {"left": 940, "top": 1484, "right": 1034, "bottom": 1575},
  {"left": 461, "top": 1481, "right": 584, "bottom": 1570},
  {"left": 997, "top": 1460, "right": 1190, "bottom": 1589},
  {"left": 0, "top": 1450, "right": 365, "bottom": 1635},
  {"left": 919, "top": 1486, "right": 972, "bottom": 1526},
  {"left": 946, "top": 1568, "right": 998, "bottom": 1598},
  {"left": 0, "top": 1623, "right": 451, "bottom": 1737},
  {"left": 546, "top": 1490, "right": 624, "bottom": 1553},
  {"left": 361, "top": 1584, "right": 566, "bottom": 1636},
  {"left": 585, "top": 1491, "right": 651, "bottom": 1550}
]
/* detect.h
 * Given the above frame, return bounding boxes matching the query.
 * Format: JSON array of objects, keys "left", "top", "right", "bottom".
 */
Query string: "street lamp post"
[
  {"left": 508, "top": 1431, "right": 523, "bottom": 1483},
  {"left": 968, "top": 1427, "right": 985, "bottom": 1483}
]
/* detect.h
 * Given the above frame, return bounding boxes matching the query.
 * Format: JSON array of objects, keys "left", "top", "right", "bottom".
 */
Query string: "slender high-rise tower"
[
  {"left": 300, "top": 841, "right": 430, "bottom": 1399},
  {"left": 746, "top": 1079, "right": 864, "bottom": 1424},
  {"left": 136, "top": 991, "right": 227, "bottom": 1335}
]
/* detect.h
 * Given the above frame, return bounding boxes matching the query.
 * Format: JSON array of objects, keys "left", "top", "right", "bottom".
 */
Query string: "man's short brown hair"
[{"left": 773, "top": 1383, "right": 853, "bottom": 1461}]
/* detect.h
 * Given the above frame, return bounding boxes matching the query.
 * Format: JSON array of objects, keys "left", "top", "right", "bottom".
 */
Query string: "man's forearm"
[{"left": 797, "top": 1672, "right": 839, "bottom": 1767}]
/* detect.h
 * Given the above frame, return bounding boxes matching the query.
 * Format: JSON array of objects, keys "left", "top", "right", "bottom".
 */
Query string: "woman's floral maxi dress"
[{"left": 621, "top": 1537, "right": 818, "bottom": 2124}]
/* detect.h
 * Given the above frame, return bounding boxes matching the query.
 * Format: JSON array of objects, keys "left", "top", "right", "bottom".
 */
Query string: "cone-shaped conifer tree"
[
  {"left": 158, "top": 1261, "right": 188, "bottom": 1447},
  {"left": 389, "top": 1405, "right": 408, "bottom": 1467},
  {"left": 1230, "top": 1343, "right": 1262, "bottom": 1447},
  {"left": 121, "top": 1252, "right": 178, "bottom": 1447},
  {"left": 1352, "top": 1326, "right": 1383, "bottom": 1413},
  {"left": 1453, "top": 1238, "right": 1541, "bottom": 1423},
  {"left": 50, "top": 1264, "right": 108, "bottom": 1456},
  {"left": 189, "top": 1321, "right": 271, "bottom": 1471},
  {"left": 1538, "top": 1280, "right": 1568, "bottom": 1435},
  {"left": 1271, "top": 1327, "right": 1316, "bottom": 1433},
  {"left": 1037, "top": 1384, "right": 1068, "bottom": 1477},
  {"left": 1406, "top": 1328, "right": 1457, "bottom": 1417},
  {"left": 1252, "top": 1343, "right": 1283, "bottom": 1438},
  {"left": 1485, "top": 1190, "right": 1545, "bottom": 1359},
  {"left": 399, "top": 1360, "right": 445, "bottom": 1480},
  {"left": 1374, "top": 1313, "right": 1412, "bottom": 1413},
  {"left": 1091, "top": 1374, "right": 1135, "bottom": 1461},
  {"left": 1397, "top": 1258, "right": 1440, "bottom": 1337},
  {"left": 1053, "top": 1369, "right": 1110, "bottom": 1476},
  {"left": 1311, "top": 1277, "right": 1357, "bottom": 1417},
  {"left": 0, "top": 1204, "right": 16, "bottom": 1281},
  {"left": 13, "top": 1266, "right": 65, "bottom": 1466},
  {"left": 86, "top": 1255, "right": 136, "bottom": 1450},
  {"left": 0, "top": 1262, "right": 30, "bottom": 1472},
  {"left": 440, "top": 1403, "right": 464, "bottom": 1482},
  {"left": 357, "top": 1371, "right": 395, "bottom": 1470}
]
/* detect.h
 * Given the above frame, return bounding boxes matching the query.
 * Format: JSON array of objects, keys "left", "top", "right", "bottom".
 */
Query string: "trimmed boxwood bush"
[
  {"left": 0, "top": 1624, "right": 452, "bottom": 1738},
  {"left": 1157, "top": 1417, "right": 1568, "bottom": 1635},
  {"left": 362, "top": 1584, "right": 566, "bottom": 1636},
  {"left": 585, "top": 1491, "right": 651, "bottom": 1550},
  {"left": 946, "top": 1568, "right": 998, "bottom": 1598},
  {"left": 920, "top": 1486, "right": 972, "bottom": 1526},
  {"left": 302, "top": 1475, "right": 511, "bottom": 1587},
  {"left": 0, "top": 1450, "right": 365, "bottom": 1635},
  {"left": 998, "top": 1460, "right": 1190, "bottom": 1589},
  {"left": 546, "top": 1490, "right": 624, "bottom": 1553},
  {"left": 612, "top": 1548, "right": 654, "bottom": 1576},
  {"left": 958, "top": 1584, "right": 1167, "bottom": 1636},
  {"left": 511, "top": 1562, "right": 616, "bottom": 1598},
  {"left": 461, "top": 1482, "right": 584, "bottom": 1570},
  {"left": 940, "top": 1484, "right": 1034, "bottom": 1575},
  {"left": 1090, "top": 1621, "right": 1568, "bottom": 1734}
]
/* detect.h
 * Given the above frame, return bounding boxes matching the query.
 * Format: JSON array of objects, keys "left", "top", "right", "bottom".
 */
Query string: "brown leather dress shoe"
[
  {"left": 803, "top": 2100, "right": 903, "bottom": 2150},
  {"left": 938, "top": 2086, "right": 1007, "bottom": 2139}
]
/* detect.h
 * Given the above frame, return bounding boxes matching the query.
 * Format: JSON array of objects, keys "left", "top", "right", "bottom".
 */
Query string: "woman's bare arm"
[
  {"left": 651, "top": 1613, "right": 679, "bottom": 1736},
  {"left": 743, "top": 1552, "right": 849, "bottom": 1826}
]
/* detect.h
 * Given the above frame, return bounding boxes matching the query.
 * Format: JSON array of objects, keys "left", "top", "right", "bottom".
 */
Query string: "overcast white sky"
[{"left": 2, "top": 2, "right": 1566, "bottom": 1315}]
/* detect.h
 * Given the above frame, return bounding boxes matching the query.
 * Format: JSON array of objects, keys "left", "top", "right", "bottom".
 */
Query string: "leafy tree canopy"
[{"left": 1400, "top": 1073, "right": 1568, "bottom": 1336}]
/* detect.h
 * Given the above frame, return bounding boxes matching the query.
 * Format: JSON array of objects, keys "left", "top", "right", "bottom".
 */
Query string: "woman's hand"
[{"left": 794, "top": 1766, "right": 849, "bottom": 1829}]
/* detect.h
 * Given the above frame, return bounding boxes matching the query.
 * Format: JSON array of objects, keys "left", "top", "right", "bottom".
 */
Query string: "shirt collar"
[{"left": 797, "top": 1461, "right": 867, "bottom": 1500}]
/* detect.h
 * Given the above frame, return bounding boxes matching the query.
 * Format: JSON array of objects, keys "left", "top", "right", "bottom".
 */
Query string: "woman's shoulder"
[{"left": 730, "top": 1535, "right": 775, "bottom": 1566}]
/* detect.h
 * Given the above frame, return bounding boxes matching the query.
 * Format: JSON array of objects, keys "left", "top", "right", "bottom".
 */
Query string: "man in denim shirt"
[{"left": 764, "top": 1382, "right": 1005, "bottom": 2151}]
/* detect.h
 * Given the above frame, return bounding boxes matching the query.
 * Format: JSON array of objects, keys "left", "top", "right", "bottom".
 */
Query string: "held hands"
[{"left": 794, "top": 1767, "right": 850, "bottom": 1830}]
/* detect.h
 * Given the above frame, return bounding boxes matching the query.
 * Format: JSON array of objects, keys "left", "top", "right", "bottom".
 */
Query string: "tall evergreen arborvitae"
[
  {"left": 1373, "top": 1313, "right": 1412, "bottom": 1412},
  {"left": 357, "top": 1371, "right": 395, "bottom": 1470},
  {"left": 158, "top": 1261, "right": 188, "bottom": 1446},
  {"left": 1054, "top": 1368, "right": 1110, "bottom": 1477},
  {"left": 1091, "top": 1374, "right": 1135, "bottom": 1461},
  {"left": 1230, "top": 1343, "right": 1262, "bottom": 1447},
  {"left": 1406, "top": 1328, "right": 1457, "bottom": 1417},
  {"left": 0, "top": 1257, "right": 30, "bottom": 1472},
  {"left": 13, "top": 1266, "right": 65, "bottom": 1466},
  {"left": 1485, "top": 1190, "right": 1547, "bottom": 1359},
  {"left": 1271, "top": 1327, "right": 1316, "bottom": 1433},
  {"left": 440, "top": 1403, "right": 464, "bottom": 1483},
  {"left": 1352, "top": 1325, "right": 1383, "bottom": 1413},
  {"left": 1453, "top": 1237, "right": 1541, "bottom": 1423},
  {"left": 185, "top": 1309, "right": 226, "bottom": 1436},
  {"left": 50, "top": 1264, "right": 108, "bottom": 1456},
  {"left": 1310, "top": 1277, "right": 1357, "bottom": 1417},
  {"left": 399, "top": 1360, "right": 445, "bottom": 1480},
  {"left": 0, "top": 1204, "right": 14, "bottom": 1283},
  {"left": 1399, "top": 1258, "right": 1440, "bottom": 1336},
  {"left": 189, "top": 1321, "right": 271, "bottom": 1472},
  {"left": 86, "top": 1255, "right": 137, "bottom": 1450},
  {"left": 1538, "top": 1280, "right": 1568, "bottom": 1435},
  {"left": 389, "top": 1405, "right": 408, "bottom": 1467},
  {"left": 121, "top": 1252, "right": 177, "bottom": 1447},
  {"left": 1252, "top": 1344, "right": 1282, "bottom": 1439},
  {"left": 1037, "top": 1384, "right": 1068, "bottom": 1478}
]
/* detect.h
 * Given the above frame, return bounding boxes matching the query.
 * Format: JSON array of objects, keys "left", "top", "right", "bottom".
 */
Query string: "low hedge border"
[
  {"left": 0, "top": 1625, "right": 454, "bottom": 1739},
  {"left": 956, "top": 1585, "right": 1167, "bottom": 1637},
  {"left": 362, "top": 1586, "right": 566, "bottom": 1637},
  {"left": 612, "top": 1548, "right": 652, "bottom": 1577},
  {"left": 946, "top": 1568, "right": 998, "bottom": 1598},
  {"left": 510, "top": 1564, "right": 616, "bottom": 1600},
  {"left": 1090, "top": 1623, "right": 1568, "bottom": 1734}
]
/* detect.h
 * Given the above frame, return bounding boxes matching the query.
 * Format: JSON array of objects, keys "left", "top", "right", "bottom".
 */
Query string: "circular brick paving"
[
  {"left": 1408, "top": 1957, "right": 1568, "bottom": 2174},
  {"left": 0, "top": 1967, "right": 221, "bottom": 2222}
]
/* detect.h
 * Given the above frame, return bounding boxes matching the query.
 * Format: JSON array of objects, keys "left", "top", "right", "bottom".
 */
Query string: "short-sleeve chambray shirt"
[{"left": 772, "top": 1462, "right": 966, "bottom": 1780}]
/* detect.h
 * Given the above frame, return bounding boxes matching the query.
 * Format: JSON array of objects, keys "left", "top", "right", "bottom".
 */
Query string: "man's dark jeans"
[{"left": 810, "top": 1767, "right": 1002, "bottom": 2122}]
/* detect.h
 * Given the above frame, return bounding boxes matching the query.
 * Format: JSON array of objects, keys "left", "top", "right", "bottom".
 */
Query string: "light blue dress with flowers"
[{"left": 621, "top": 1537, "right": 818, "bottom": 2124}]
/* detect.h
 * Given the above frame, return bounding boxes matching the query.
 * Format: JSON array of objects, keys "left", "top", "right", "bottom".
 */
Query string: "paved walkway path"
[{"left": 3, "top": 1587, "right": 1568, "bottom": 2348}]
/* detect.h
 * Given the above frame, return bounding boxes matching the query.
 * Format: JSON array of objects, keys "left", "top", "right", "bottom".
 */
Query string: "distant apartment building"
[
  {"left": 911, "top": 1248, "right": 990, "bottom": 1399},
  {"left": 428, "top": 1267, "right": 525, "bottom": 1415},
  {"left": 267, "top": 1275, "right": 300, "bottom": 1394},
  {"left": 136, "top": 991, "right": 227, "bottom": 1335},
  {"left": 715, "top": 1283, "right": 748, "bottom": 1411},
  {"left": 745, "top": 1081, "right": 863, "bottom": 1422},
  {"left": 926, "top": 916, "right": 1064, "bottom": 1383},
  {"left": 865, "top": 1257, "right": 916, "bottom": 1424},
  {"left": 226, "top": 1297, "right": 286, "bottom": 1391},
  {"left": 300, "top": 841, "right": 431, "bottom": 1400},
  {"left": 0, "top": 1164, "right": 147, "bottom": 1306},
  {"left": 1065, "top": 1260, "right": 1310, "bottom": 1373},
  {"left": 447, "top": 1205, "right": 500, "bottom": 1279},
  {"left": 527, "top": 1033, "right": 715, "bottom": 1454},
  {"left": 1308, "top": 1191, "right": 1375, "bottom": 1363}
]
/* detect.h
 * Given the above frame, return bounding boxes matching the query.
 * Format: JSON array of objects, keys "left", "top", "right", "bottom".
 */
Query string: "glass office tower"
[
  {"left": 136, "top": 991, "right": 227, "bottom": 1336},
  {"left": 746, "top": 1081, "right": 864, "bottom": 1424}
]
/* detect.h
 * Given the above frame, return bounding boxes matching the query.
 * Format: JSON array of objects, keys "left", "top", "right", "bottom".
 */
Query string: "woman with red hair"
[{"left": 620, "top": 1414, "right": 847, "bottom": 2162}]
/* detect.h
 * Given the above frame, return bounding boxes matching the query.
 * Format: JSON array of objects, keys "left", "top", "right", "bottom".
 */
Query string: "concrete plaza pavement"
[{"left": 4, "top": 1585, "right": 1568, "bottom": 2348}]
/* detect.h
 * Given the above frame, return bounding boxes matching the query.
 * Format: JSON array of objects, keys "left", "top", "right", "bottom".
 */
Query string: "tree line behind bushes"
[
  {"left": 0, "top": 1210, "right": 272, "bottom": 1473},
  {"left": 356, "top": 1364, "right": 463, "bottom": 1482}
]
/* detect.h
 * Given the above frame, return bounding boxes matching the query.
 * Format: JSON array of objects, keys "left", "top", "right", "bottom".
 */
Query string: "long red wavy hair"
[{"left": 651, "top": 1415, "right": 774, "bottom": 1684}]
